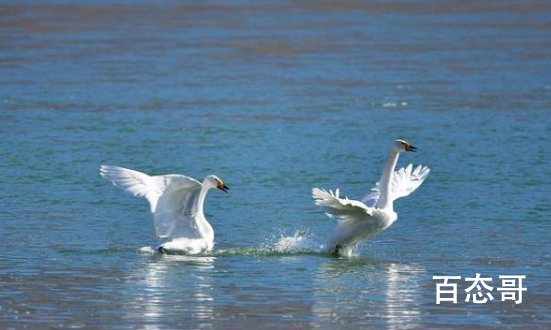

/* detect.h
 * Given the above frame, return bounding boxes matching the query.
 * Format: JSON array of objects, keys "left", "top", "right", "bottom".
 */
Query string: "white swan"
[
  {"left": 100, "top": 165, "right": 229, "bottom": 254},
  {"left": 312, "top": 139, "right": 430, "bottom": 256}
]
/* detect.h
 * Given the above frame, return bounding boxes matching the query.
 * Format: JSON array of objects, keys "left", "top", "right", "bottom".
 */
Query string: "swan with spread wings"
[
  {"left": 100, "top": 165, "right": 229, "bottom": 254},
  {"left": 312, "top": 139, "right": 430, "bottom": 256}
]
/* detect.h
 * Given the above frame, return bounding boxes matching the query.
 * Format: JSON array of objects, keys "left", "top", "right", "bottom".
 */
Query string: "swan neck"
[
  {"left": 196, "top": 185, "right": 209, "bottom": 215},
  {"left": 376, "top": 148, "right": 400, "bottom": 209},
  {"left": 192, "top": 184, "right": 214, "bottom": 242}
]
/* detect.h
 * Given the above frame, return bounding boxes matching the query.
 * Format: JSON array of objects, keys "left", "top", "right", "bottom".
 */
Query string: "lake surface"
[{"left": 1, "top": 0, "right": 551, "bottom": 329}]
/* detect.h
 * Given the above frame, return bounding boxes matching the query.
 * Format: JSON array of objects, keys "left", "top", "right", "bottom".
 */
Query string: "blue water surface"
[{"left": 1, "top": 1, "right": 551, "bottom": 329}]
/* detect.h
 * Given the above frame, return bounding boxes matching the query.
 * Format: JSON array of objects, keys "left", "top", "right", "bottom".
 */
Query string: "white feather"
[
  {"left": 312, "top": 188, "right": 373, "bottom": 220},
  {"left": 100, "top": 165, "right": 222, "bottom": 254},
  {"left": 312, "top": 140, "right": 430, "bottom": 255},
  {"left": 362, "top": 164, "right": 430, "bottom": 206}
]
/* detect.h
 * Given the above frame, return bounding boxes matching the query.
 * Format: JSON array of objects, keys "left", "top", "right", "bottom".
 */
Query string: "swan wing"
[
  {"left": 100, "top": 165, "right": 165, "bottom": 211},
  {"left": 361, "top": 164, "right": 430, "bottom": 205},
  {"left": 312, "top": 188, "right": 373, "bottom": 221},
  {"left": 361, "top": 188, "right": 381, "bottom": 208},
  {"left": 152, "top": 176, "right": 202, "bottom": 240},
  {"left": 390, "top": 164, "right": 430, "bottom": 200},
  {"left": 100, "top": 165, "right": 203, "bottom": 239}
]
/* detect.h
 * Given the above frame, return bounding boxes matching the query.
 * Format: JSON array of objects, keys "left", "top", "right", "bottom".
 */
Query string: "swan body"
[
  {"left": 100, "top": 165, "right": 229, "bottom": 254},
  {"left": 312, "top": 140, "right": 430, "bottom": 256}
]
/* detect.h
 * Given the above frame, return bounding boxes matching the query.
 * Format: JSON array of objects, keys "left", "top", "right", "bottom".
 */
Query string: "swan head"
[
  {"left": 204, "top": 175, "right": 230, "bottom": 193},
  {"left": 394, "top": 139, "right": 417, "bottom": 153}
]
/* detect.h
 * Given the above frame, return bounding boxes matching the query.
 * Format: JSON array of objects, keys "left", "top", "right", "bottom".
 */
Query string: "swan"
[
  {"left": 100, "top": 165, "right": 229, "bottom": 254},
  {"left": 312, "top": 139, "right": 430, "bottom": 256}
]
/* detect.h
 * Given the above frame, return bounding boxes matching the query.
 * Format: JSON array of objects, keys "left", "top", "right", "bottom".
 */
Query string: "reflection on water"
[
  {"left": 384, "top": 263, "right": 424, "bottom": 330},
  {"left": 313, "top": 258, "right": 425, "bottom": 329},
  {"left": 122, "top": 254, "right": 428, "bottom": 329},
  {"left": 124, "top": 256, "right": 215, "bottom": 330}
]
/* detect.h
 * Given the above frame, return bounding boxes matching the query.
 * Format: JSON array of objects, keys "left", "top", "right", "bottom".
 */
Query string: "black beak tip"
[
  {"left": 408, "top": 145, "right": 418, "bottom": 152},
  {"left": 219, "top": 184, "right": 230, "bottom": 193}
]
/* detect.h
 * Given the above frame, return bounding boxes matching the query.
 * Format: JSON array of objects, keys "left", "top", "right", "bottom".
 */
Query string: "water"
[{"left": 1, "top": 0, "right": 551, "bottom": 329}]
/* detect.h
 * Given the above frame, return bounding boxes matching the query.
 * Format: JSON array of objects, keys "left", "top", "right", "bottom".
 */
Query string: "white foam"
[
  {"left": 138, "top": 246, "right": 155, "bottom": 254},
  {"left": 271, "top": 229, "right": 325, "bottom": 253}
]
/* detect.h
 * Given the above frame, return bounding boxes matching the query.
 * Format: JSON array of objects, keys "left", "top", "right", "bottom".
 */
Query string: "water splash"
[
  {"left": 63, "top": 230, "right": 346, "bottom": 258},
  {"left": 190, "top": 229, "right": 330, "bottom": 257},
  {"left": 264, "top": 228, "right": 326, "bottom": 253},
  {"left": 139, "top": 246, "right": 155, "bottom": 254},
  {"left": 135, "top": 229, "right": 333, "bottom": 258}
]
